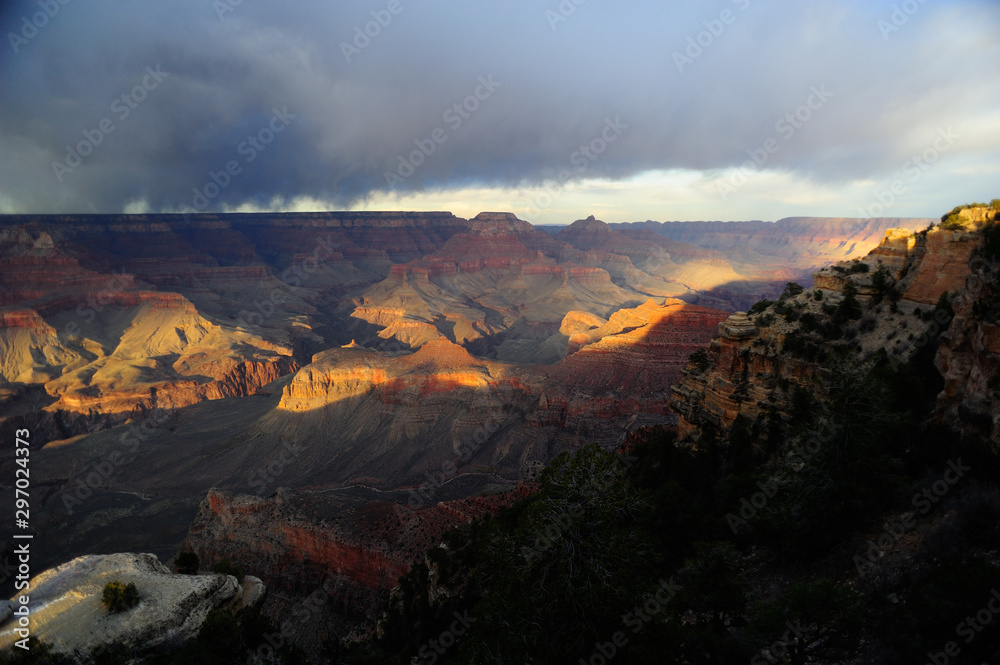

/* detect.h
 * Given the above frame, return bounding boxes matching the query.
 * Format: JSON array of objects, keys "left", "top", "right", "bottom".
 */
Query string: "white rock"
[{"left": 0, "top": 553, "right": 252, "bottom": 657}]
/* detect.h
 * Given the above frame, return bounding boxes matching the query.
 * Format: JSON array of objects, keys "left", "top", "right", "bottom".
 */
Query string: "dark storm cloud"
[{"left": 1, "top": 0, "right": 998, "bottom": 213}]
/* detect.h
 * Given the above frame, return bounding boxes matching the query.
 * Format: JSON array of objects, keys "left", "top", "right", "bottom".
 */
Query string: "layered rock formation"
[
  {"left": 0, "top": 552, "right": 262, "bottom": 657},
  {"left": 0, "top": 209, "right": 945, "bottom": 654},
  {"left": 0, "top": 223, "right": 303, "bottom": 444},
  {"left": 182, "top": 486, "right": 532, "bottom": 650},
  {"left": 254, "top": 297, "right": 729, "bottom": 490},
  {"left": 670, "top": 207, "right": 1000, "bottom": 445},
  {"left": 933, "top": 208, "right": 1000, "bottom": 445},
  {"left": 613, "top": 216, "right": 932, "bottom": 309},
  {"left": 0, "top": 211, "right": 934, "bottom": 436}
]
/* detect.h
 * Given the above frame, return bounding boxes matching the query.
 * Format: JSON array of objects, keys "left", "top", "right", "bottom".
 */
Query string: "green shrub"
[
  {"left": 941, "top": 213, "right": 964, "bottom": 230},
  {"left": 198, "top": 609, "right": 242, "bottom": 659},
  {"left": 821, "top": 321, "right": 844, "bottom": 340},
  {"left": 871, "top": 264, "right": 891, "bottom": 294},
  {"left": 782, "top": 332, "right": 824, "bottom": 361},
  {"left": 941, "top": 205, "right": 963, "bottom": 223},
  {"left": 175, "top": 551, "right": 199, "bottom": 574},
  {"left": 849, "top": 262, "right": 870, "bottom": 274},
  {"left": 212, "top": 558, "right": 245, "bottom": 582},
  {"left": 102, "top": 581, "right": 139, "bottom": 613},
  {"left": 782, "top": 282, "right": 804, "bottom": 299},
  {"left": 982, "top": 219, "right": 1000, "bottom": 262},
  {"left": 835, "top": 282, "right": 863, "bottom": 322},
  {"left": 754, "top": 313, "right": 776, "bottom": 328},
  {"left": 748, "top": 299, "right": 773, "bottom": 316}
]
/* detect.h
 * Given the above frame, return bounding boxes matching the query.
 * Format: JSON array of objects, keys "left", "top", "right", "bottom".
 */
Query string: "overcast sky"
[{"left": 1, "top": 0, "right": 998, "bottom": 224}]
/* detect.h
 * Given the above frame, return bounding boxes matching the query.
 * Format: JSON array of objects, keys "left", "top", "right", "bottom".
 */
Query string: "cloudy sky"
[{"left": 1, "top": 0, "right": 999, "bottom": 225}]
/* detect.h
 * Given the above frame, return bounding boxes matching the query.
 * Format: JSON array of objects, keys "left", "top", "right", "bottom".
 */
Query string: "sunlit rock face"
[
  {"left": 933, "top": 208, "right": 1000, "bottom": 446},
  {"left": 609, "top": 216, "right": 932, "bottom": 309},
  {"left": 0, "top": 210, "right": 945, "bottom": 650},
  {"left": 255, "top": 297, "right": 729, "bottom": 491},
  {"left": 0, "top": 211, "right": 934, "bottom": 444},
  {"left": 0, "top": 552, "right": 262, "bottom": 657},
  {"left": 671, "top": 210, "right": 1000, "bottom": 446}
]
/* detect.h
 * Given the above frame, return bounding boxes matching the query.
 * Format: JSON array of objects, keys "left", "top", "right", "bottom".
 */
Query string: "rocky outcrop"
[
  {"left": 0, "top": 552, "right": 262, "bottom": 658},
  {"left": 670, "top": 209, "right": 1000, "bottom": 444},
  {"left": 717, "top": 312, "right": 756, "bottom": 339},
  {"left": 182, "top": 487, "right": 531, "bottom": 649},
  {"left": 933, "top": 208, "right": 1000, "bottom": 445},
  {"left": 553, "top": 298, "right": 727, "bottom": 391}
]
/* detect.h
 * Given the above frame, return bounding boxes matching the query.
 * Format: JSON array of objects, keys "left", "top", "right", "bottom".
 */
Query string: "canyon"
[{"left": 0, "top": 210, "right": 936, "bottom": 654}]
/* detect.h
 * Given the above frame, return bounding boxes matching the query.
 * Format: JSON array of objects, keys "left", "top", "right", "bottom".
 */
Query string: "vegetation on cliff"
[
  {"left": 101, "top": 581, "right": 140, "bottom": 613},
  {"left": 342, "top": 207, "right": 1000, "bottom": 664},
  {"left": 8, "top": 208, "right": 998, "bottom": 664}
]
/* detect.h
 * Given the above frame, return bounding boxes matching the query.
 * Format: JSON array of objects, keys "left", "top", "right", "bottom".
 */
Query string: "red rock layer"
[{"left": 183, "top": 485, "right": 534, "bottom": 647}]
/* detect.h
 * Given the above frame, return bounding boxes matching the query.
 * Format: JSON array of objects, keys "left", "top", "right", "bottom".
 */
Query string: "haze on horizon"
[{"left": 1, "top": 0, "right": 998, "bottom": 225}]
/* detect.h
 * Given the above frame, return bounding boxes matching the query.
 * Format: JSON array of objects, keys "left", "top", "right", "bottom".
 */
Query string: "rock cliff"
[
  {"left": 0, "top": 552, "right": 262, "bottom": 658},
  {"left": 182, "top": 486, "right": 531, "bottom": 650},
  {"left": 670, "top": 206, "right": 999, "bottom": 446}
]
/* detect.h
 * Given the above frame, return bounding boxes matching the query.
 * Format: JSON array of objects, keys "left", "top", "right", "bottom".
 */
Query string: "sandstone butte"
[{"left": 670, "top": 207, "right": 999, "bottom": 447}]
